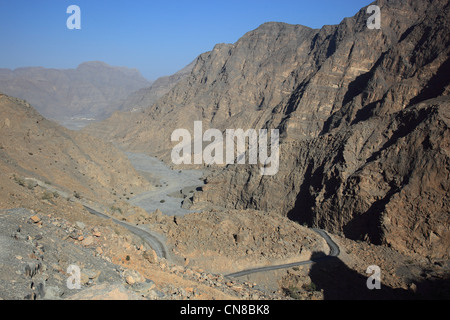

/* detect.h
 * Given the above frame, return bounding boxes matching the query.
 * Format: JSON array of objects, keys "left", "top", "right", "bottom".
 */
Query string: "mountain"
[
  {"left": 85, "top": 0, "right": 450, "bottom": 260},
  {"left": 119, "top": 60, "right": 196, "bottom": 113},
  {"left": 0, "top": 93, "right": 296, "bottom": 301},
  {"left": 0, "top": 61, "right": 151, "bottom": 121}
]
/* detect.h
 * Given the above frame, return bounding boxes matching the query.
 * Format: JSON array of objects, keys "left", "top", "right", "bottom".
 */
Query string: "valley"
[
  {"left": 124, "top": 152, "right": 205, "bottom": 216},
  {"left": 0, "top": 0, "right": 449, "bottom": 301}
]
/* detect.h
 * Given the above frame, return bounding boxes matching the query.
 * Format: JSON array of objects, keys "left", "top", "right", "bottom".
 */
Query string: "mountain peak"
[{"left": 77, "top": 61, "right": 111, "bottom": 69}]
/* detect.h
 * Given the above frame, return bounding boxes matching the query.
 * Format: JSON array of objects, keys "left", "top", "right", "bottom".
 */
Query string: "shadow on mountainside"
[{"left": 308, "top": 252, "right": 450, "bottom": 300}]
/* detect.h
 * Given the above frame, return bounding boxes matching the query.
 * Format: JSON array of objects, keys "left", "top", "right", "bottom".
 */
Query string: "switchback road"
[
  {"left": 226, "top": 228, "right": 340, "bottom": 278},
  {"left": 83, "top": 205, "right": 169, "bottom": 260}
]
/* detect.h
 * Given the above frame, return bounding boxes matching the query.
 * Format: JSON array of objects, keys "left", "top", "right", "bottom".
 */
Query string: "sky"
[{"left": 0, "top": 0, "right": 373, "bottom": 80}]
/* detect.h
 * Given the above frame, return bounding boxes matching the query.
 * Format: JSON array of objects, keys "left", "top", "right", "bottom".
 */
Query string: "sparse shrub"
[
  {"left": 302, "top": 282, "right": 317, "bottom": 293},
  {"left": 73, "top": 191, "right": 82, "bottom": 199},
  {"left": 160, "top": 200, "right": 166, "bottom": 203},
  {"left": 283, "top": 286, "right": 303, "bottom": 300},
  {"left": 41, "top": 191, "right": 54, "bottom": 201},
  {"left": 110, "top": 206, "right": 123, "bottom": 215},
  {"left": 13, "top": 175, "right": 25, "bottom": 187}
]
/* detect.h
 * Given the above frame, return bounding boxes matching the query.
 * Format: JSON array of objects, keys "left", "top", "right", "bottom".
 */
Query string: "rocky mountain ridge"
[
  {"left": 119, "top": 60, "right": 196, "bottom": 113},
  {"left": 85, "top": 0, "right": 450, "bottom": 260}
]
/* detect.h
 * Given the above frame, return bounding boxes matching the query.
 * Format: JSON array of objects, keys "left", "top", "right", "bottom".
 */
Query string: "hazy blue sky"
[{"left": 0, "top": 0, "right": 372, "bottom": 80}]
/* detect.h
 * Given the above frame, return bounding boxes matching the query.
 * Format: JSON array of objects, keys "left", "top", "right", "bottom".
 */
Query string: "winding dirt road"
[
  {"left": 84, "top": 204, "right": 340, "bottom": 279},
  {"left": 225, "top": 228, "right": 340, "bottom": 278},
  {"left": 83, "top": 205, "right": 169, "bottom": 260}
]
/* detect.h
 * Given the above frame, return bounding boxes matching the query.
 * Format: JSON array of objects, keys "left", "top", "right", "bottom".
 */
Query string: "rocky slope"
[
  {"left": 123, "top": 208, "right": 329, "bottom": 275},
  {"left": 0, "top": 93, "right": 292, "bottom": 300},
  {"left": 85, "top": 0, "right": 450, "bottom": 261},
  {"left": 0, "top": 93, "right": 149, "bottom": 208},
  {"left": 119, "top": 60, "right": 196, "bottom": 113},
  {"left": 0, "top": 61, "right": 151, "bottom": 120},
  {"left": 0, "top": 207, "right": 290, "bottom": 300},
  {"left": 0, "top": 95, "right": 446, "bottom": 300}
]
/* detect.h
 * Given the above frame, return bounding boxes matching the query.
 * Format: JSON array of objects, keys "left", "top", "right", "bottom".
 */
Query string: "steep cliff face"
[
  {"left": 195, "top": 0, "right": 450, "bottom": 259},
  {"left": 86, "top": 0, "right": 450, "bottom": 259},
  {"left": 196, "top": 97, "right": 449, "bottom": 259},
  {"left": 84, "top": 22, "right": 319, "bottom": 151}
]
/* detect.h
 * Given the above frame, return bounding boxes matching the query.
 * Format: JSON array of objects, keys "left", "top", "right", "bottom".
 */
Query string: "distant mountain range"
[{"left": 0, "top": 61, "right": 152, "bottom": 120}]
